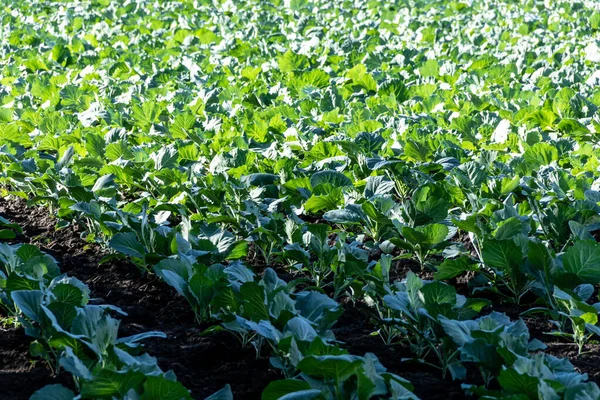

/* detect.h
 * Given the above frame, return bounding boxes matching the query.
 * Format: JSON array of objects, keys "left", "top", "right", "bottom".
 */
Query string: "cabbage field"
[{"left": 2, "top": 0, "right": 600, "bottom": 399}]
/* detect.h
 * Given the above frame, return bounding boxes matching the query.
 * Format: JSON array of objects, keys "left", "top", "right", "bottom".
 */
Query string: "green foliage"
[{"left": 2, "top": 0, "right": 600, "bottom": 398}]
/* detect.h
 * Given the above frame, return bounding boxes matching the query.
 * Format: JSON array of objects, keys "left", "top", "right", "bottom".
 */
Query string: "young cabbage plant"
[
  {"left": 283, "top": 223, "right": 337, "bottom": 289},
  {"left": 331, "top": 239, "right": 371, "bottom": 300},
  {"left": 208, "top": 267, "right": 342, "bottom": 368},
  {"left": 154, "top": 258, "right": 246, "bottom": 324},
  {"left": 217, "top": 268, "right": 296, "bottom": 353},
  {"left": 107, "top": 204, "right": 240, "bottom": 273},
  {"left": 9, "top": 276, "right": 90, "bottom": 374},
  {"left": 62, "top": 173, "right": 119, "bottom": 241},
  {"left": 443, "top": 312, "right": 600, "bottom": 398},
  {"left": 453, "top": 194, "right": 530, "bottom": 266},
  {"left": 523, "top": 239, "right": 557, "bottom": 309},
  {"left": 303, "top": 170, "right": 352, "bottom": 214},
  {"left": 465, "top": 354, "right": 600, "bottom": 400},
  {"left": 263, "top": 352, "right": 418, "bottom": 400},
  {"left": 69, "top": 199, "right": 117, "bottom": 242},
  {"left": 397, "top": 185, "right": 450, "bottom": 228},
  {"left": 11, "top": 277, "right": 178, "bottom": 392},
  {"left": 323, "top": 198, "right": 397, "bottom": 244},
  {"left": 0, "top": 243, "right": 61, "bottom": 316},
  {"left": 233, "top": 177, "right": 290, "bottom": 265},
  {"left": 478, "top": 237, "right": 535, "bottom": 304},
  {"left": 440, "top": 312, "right": 546, "bottom": 387},
  {"left": 524, "top": 286, "right": 600, "bottom": 354},
  {"left": 524, "top": 179, "right": 600, "bottom": 251},
  {"left": 284, "top": 227, "right": 371, "bottom": 299},
  {"left": 247, "top": 214, "right": 287, "bottom": 266},
  {"left": 106, "top": 203, "right": 176, "bottom": 271},
  {"left": 380, "top": 272, "right": 490, "bottom": 380},
  {"left": 390, "top": 223, "right": 454, "bottom": 269},
  {"left": 360, "top": 256, "right": 407, "bottom": 346},
  {"left": 26, "top": 301, "right": 190, "bottom": 400}
]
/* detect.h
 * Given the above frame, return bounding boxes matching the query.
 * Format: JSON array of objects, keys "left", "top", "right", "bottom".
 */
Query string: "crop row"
[
  {"left": 0, "top": 220, "right": 233, "bottom": 399},
  {"left": 2, "top": 0, "right": 600, "bottom": 398}
]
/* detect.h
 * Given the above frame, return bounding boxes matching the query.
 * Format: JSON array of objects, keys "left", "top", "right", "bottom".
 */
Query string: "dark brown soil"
[{"left": 0, "top": 325, "right": 72, "bottom": 400}]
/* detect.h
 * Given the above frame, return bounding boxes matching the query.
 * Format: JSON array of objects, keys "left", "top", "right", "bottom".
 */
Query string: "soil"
[
  {"left": 0, "top": 325, "right": 72, "bottom": 400},
  {"left": 520, "top": 310, "right": 600, "bottom": 383},
  {"left": 0, "top": 196, "right": 599, "bottom": 400}
]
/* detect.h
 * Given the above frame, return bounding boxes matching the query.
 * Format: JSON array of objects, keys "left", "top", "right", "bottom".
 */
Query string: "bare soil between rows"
[{"left": 0, "top": 196, "right": 598, "bottom": 399}]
